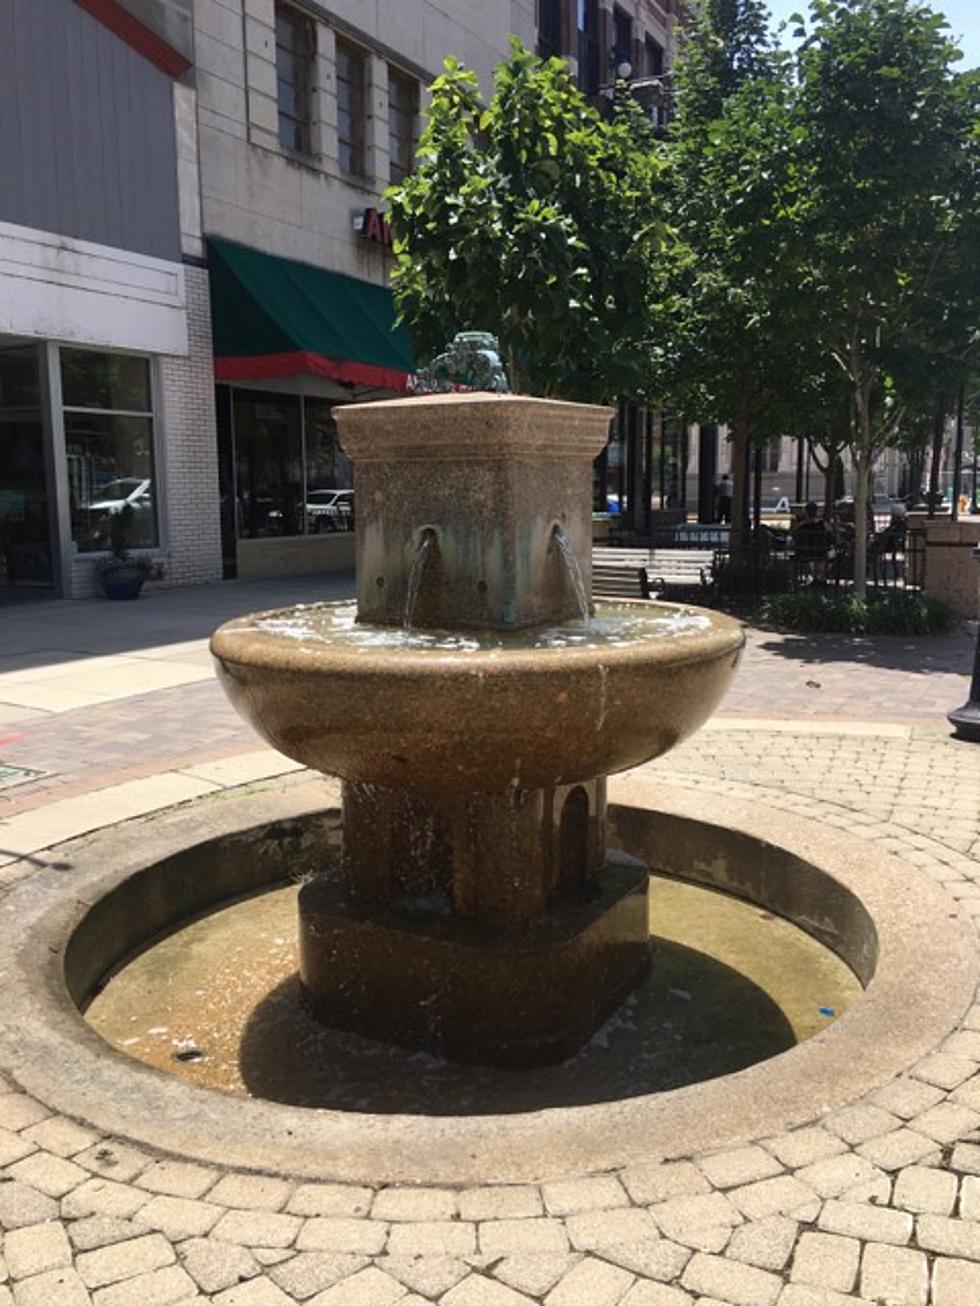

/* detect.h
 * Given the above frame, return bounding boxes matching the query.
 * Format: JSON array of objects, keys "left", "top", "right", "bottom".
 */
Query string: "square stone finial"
[{"left": 335, "top": 393, "right": 614, "bottom": 630}]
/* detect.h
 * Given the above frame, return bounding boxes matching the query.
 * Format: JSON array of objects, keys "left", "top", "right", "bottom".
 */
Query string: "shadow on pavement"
[{"left": 752, "top": 629, "right": 976, "bottom": 677}]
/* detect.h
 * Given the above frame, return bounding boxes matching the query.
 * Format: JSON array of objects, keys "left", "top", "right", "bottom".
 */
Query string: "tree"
[
  {"left": 791, "top": 0, "right": 979, "bottom": 595},
  {"left": 386, "top": 40, "right": 664, "bottom": 403},
  {"left": 653, "top": 2, "right": 805, "bottom": 558}
]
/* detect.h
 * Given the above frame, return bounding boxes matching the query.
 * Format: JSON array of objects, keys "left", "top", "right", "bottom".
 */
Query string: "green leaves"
[{"left": 386, "top": 41, "right": 665, "bottom": 402}]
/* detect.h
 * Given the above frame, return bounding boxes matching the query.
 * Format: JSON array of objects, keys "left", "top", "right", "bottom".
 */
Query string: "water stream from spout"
[
  {"left": 553, "top": 527, "right": 590, "bottom": 624},
  {"left": 404, "top": 528, "right": 437, "bottom": 629}
]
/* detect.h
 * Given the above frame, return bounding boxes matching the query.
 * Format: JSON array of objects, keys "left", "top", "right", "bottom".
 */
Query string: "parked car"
[
  {"left": 306, "top": 489, "right": 354, "bottom": 532},
  {"left": 78, "top": 478, "right": 153, "bottom": 550},
  {"left": 84, "top": 478, "right": 152, "bottom": 516}
]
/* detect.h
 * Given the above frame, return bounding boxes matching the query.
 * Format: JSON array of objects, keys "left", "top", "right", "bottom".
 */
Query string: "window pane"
[
  {"left": 305, "top": 399, "right": 353, "bottom": 532},
  {"left": 538, "top": 0, "right": 562, "bottom": 58},
  {"left": 388, "top": 68, "right": 418, "bottom": 184},
  {"left": 613, "top": 7, "right": 632, "bottom": 65},
  {"left": 278, "top": 78, "right": 300, "bottom": 114},
  {"left": 61, "top": 350, "right": 150, "bottom": 412},
  {"left": 276, "top": 4, "right": 314, "bottom": 156},
  {"left": 65, "top": 413, "right": 157, "bottom": 552},
  {"left": 233, "top": 393, "right": 303, "bottom": 538},
  {"left": 337, "top": 38, "right": 366, "bottom": 176}
]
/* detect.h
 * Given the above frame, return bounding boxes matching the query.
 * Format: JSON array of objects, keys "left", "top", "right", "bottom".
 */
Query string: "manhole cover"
[{"left": 0, "top": 764, "right": 46, "bottom": 791}]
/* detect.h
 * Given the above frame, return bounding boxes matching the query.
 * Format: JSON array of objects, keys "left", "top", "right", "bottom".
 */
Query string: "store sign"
[{"left": 357, "top": 207, "right": 393, "bottom": 248}]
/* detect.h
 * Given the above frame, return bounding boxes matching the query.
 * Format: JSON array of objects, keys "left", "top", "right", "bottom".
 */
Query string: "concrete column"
[
  {"left": 365, "top": 53, "right": 389, "bottom": 186},
  {"left": 313, "top": 22, "right": 338, "bottom": 170},
  {"left": 244, "top": 0, "right": 278, "bottom": 150}
]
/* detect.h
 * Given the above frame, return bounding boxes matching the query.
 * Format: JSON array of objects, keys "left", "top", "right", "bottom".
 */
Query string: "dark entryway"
[{"left": 0, "top": 345, "right": 54, "bottom": 600}]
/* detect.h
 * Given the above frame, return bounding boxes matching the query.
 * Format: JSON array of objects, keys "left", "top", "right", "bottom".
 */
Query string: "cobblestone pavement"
[
  {"left": 0, "top": 724, "right": 977, "bottom": 1304},
  {"left": 1, "top": 581, "right": 979, "bottom": 1303}
]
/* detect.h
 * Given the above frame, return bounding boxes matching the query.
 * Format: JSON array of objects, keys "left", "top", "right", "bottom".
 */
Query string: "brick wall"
[
  {"left": 158, "top": 265, "right": 223, "bottom": 588},
  {"left": 917, "top": 516, "right": 980, "bottom": 620}
]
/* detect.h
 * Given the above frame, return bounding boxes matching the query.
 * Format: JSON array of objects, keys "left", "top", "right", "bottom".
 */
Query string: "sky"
[{"left": 764, "top": 0, "right": 980, "bottom": 69}]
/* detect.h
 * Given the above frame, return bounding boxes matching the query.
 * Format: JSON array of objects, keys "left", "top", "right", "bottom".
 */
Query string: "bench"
[
  {"left": 647, "top": 548, "right": 713, "bottom": 590},
  {"left": 592, "top": 548, "right": 657, "bottom": 600}
]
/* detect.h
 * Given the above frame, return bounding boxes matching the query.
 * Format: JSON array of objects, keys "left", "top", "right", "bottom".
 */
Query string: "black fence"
[{"left": 605, "top": 521, "right": 926, "bottom": 597}]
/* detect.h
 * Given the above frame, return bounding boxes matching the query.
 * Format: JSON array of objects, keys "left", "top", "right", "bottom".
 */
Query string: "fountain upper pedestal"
[{"left": 338, "top": 393, "right": 611, "bottom": 630}]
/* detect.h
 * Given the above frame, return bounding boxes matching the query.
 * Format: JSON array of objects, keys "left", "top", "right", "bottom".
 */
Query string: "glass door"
[{"left": 0, "top": 345, "right": 54, "bottom": 598}]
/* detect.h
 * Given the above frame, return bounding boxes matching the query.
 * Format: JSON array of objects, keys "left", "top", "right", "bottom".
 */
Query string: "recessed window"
[
  {"left": 388, "top": 67, "right": 419, "bottom": 185},
  {"left": 276, "top": 4, "right": 315, "bottom": 156},
  {"left": 337, "top": 38, "right": 368, "bottom": 177},
  {"left": 538, "top": 0, "right": 563, "bottom": 59},
  {"left": 577, "top": 0, "right": 599, "bottom": 94},
  {"left": 60, "top": 349, "right": 158, "bottom": 554},
  {"left": 613, "top": 6, "right": 633, "bottom": 71},
  {"left": 645, "top": 36, "right": 664, "bottom": 77}
]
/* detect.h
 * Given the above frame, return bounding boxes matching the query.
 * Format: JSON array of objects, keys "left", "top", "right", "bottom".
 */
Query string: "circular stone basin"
[
  {"left": 209, "top": 600, "right": 745, "bottom": 793},
  {"left": 85, "top": 875, "right": 861, "bottom": 1115},
  {"left": 4, "top": 777, "right": 975, "bottom": 1185}
]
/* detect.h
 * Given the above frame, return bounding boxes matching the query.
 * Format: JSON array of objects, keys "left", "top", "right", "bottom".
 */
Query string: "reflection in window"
[
  {"left": 221, "top": 391, "right": 354, "bottom": 540},
  {"left": 276, "top": 4, "right": 315, "bottom": 155},
  {"left": 61, "top": 349, "right": 150, "bottom": 412},
  {"left": 388, "top": 68, "right": 418, "bottom": 185},
  {"left": 233, "top": 393, "right": 303, "bottom": 538},
  {"left": 337, "top": 38, "right": 367, "bottom": 176},
  {"left": 60, "top": 350, "right": 158, "bottom": 554}
]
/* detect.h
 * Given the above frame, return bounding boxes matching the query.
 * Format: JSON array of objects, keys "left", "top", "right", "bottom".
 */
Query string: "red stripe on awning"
[
  {"left": 74, "top": 0, "right": 192, "bottom": 78},
  {"left": 214, "top": 350, "right": 412, "bottom": 392}
]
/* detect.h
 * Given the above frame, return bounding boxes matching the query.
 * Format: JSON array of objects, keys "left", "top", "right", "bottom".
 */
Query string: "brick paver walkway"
[{"left": 0, "top": 579, "right": 978, "bottom": 1303}]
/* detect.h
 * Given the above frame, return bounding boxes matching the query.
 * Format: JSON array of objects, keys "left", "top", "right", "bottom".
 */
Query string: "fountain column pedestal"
[{"left": 299, "top": 779, "right": 650, "bottom": 1065}]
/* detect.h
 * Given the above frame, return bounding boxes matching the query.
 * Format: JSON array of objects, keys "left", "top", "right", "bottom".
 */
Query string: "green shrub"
[{"left": 760, "top": 590, "right": 957, "bottom": 635}]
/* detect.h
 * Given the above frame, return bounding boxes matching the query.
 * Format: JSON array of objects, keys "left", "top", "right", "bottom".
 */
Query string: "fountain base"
[{"left": 298, "top": 850, "right": 651, "bottom": 1066}]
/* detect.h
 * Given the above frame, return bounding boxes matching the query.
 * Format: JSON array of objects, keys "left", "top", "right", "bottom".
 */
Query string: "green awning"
[{"left": 208, "top": 237, "right": 415, "bottom": 390}]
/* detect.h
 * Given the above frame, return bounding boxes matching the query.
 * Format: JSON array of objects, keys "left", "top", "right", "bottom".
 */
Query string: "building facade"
[
  {"left": 196, "top": 0, "right": 535, "bottom": 580},
  {"left": 0, "top": 0, "right": 223, "bottom": 601}
]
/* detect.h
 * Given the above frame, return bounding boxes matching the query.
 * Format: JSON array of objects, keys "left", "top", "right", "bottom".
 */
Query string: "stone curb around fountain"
[{"left": 0, "top": 772, "right": 973, "bottom": 1188}]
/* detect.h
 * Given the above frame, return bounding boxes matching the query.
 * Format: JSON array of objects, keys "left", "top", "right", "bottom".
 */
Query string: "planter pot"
[{"left": 100, "top": 565, "right": 147, "bottom": 601}]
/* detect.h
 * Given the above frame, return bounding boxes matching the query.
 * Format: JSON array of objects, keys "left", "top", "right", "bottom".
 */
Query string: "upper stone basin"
[{"left": 210, "top": 598, "right": 744, "bottom": 796}]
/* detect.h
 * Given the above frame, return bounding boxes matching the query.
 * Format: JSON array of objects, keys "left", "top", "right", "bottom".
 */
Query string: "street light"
[{"left": 948, "top": 545, "right": 980, "bottom": 743}]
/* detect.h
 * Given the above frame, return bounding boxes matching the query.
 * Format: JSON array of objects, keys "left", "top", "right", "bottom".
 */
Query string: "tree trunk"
[
  {"left": 853, "top": 443, "right": 871, "bottom": 601},
  {"left": 928, "top": 392, "right": 946, "bottom": 518},
  {"left": 729, "top": 421, "right": 750, "bottom": 561},
  {"left": 824, "top": 461, "right": 836, "bottom": 521}
]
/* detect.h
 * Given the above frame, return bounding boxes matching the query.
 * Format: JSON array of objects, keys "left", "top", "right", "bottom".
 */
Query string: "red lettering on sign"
[{"left": 360, "top": 208, "right": 393, "bottom": 247}]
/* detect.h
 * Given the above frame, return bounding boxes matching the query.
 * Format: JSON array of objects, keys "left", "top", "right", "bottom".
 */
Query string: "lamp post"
[{"left": 948, "top": 546, "right": 980, "bottom": 743}]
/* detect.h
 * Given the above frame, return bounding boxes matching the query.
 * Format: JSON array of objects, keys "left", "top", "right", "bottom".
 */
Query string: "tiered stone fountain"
[{"left": 211, "top": 392, "right": 744, "bottom": 1065}]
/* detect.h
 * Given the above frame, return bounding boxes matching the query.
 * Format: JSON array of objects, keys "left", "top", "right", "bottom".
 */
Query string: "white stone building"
[{"left": 196, "top": 0, "right": 539, "bottom": 581}]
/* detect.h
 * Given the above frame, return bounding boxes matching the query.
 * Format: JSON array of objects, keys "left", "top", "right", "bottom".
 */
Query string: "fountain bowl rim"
[{"left": 209, "top": 598, "right": 746, "bottom": 676}]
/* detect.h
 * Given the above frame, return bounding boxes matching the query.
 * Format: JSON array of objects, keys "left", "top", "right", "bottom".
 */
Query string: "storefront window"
[
  {"left": 61, "top": 349, "right": 158, "bottom": 554},
  {"left": 305, "top": 399, "right": 353, "bottom": 533},
  {"left": 233, "top": 392, "right": 303, "bottom": 537},
  {"left": 62, "top": 349, "right": 150, "bottom": 412}
]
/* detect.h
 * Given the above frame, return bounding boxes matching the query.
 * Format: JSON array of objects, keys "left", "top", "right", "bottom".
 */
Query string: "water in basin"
[{"left": 218, "top": 599, "right": 712, "bottom": 655}]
